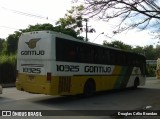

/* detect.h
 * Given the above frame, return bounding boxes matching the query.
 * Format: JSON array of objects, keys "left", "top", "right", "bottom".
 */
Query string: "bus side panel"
[
  {"left": 59, "top": 66, "right": 136, "bottom": 95},
  {"left": 56, "top": 66, "right": 144, "bottom": 95},
  {"left": 105, "top": 66, "right": 137, "bottom": 90},
  {"left": 64, "top": 76, "right": 118, "bottom": 95},
  {"left": 16, "top": 66, "right": 145, "bottom": 96},
  {"left": 126, "top": 67, "right": 146, "bottom": 87}
]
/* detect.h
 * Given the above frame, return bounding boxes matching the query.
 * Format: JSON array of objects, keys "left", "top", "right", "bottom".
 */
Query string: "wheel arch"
[{"left": 83, "top": 78, "right": 96, "bottom": 97}]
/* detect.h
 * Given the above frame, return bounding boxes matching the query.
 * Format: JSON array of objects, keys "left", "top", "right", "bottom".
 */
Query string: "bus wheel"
[
  {"left": 83, "top": 79, "right": 95, "bottom": 97},
  {"left": 133, "top": 78, "right": 139, "bottom": 89}
]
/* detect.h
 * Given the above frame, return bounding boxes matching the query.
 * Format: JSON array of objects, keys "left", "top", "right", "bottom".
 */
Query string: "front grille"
[{"left": 58, "top": 76, "right": 71, "bottom": 93}]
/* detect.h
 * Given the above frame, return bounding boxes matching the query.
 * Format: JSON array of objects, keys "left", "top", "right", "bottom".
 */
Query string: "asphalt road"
[{"left": 0, "top": 77, "right": 160, "bottom": 119}]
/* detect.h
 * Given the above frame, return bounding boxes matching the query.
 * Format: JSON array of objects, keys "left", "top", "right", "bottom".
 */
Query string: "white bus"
[{"left": 16, "top": 31, "right": 146, "bottom": 96}]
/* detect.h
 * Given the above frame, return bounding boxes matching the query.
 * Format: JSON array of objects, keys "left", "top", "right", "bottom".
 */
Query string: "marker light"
[{"left": 47, "top": 72, "right": 51, "bottom": 82}]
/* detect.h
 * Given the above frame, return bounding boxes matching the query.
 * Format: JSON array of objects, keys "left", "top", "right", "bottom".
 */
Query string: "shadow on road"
[
  {"left": 32, "top": 88, "right": 134, "bottom": 104},
  {"left": 32, "top": 87, "right": 160, "bottom": 110},
  {"left": 0, "top": 97, "right": 15, "bottom": 103}
]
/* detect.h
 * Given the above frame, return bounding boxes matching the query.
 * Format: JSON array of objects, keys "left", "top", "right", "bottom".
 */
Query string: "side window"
[
  {"left": 104, "top": 50, "right": 110, "bottom": 64},
  {"left": 126, "top": 54, "right": 133, "bottom": 66},
  {"left": 94, "top": 47, "right": 99, "bottom": 64},
  {"left": 80, "top": 45, "right": 85, "bottom": 63},
  {"left": 89, "top": 48, "right": 94, "bottom": 63},
  {"left": 56, "top": 37, "right": 66, "bottom": 61},
  {"left": 110, "top": 51, "right": 115, "bottom": 65},
  {"left": 68, "top": 45, "right": 76, "bottom": 62},
  {"left": 121, "top": 53, "right": 126, "bottom": 66},
  {"left": 56, "top": 37, "right": 77, "bottom": 62},
  {"left": 98, "top": 48, "right": 103, "bottom": 64},
  {"left": 94, "top": 48, "right": 102, "bottom": 64},
  {"left": 86, "top": 45, "right": 94, "bottom": 63},
  {"left": 115, "top": 51, "right": 122, "bottom": 65}
]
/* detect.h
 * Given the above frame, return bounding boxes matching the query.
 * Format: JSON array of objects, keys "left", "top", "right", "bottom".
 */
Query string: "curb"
[{"left": 2, "top": 83, "right": 15, "bottom": 88}]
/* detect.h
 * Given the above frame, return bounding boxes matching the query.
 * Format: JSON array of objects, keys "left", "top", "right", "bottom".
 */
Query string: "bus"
[{"left": 16, "top": 31, "right": 146, "bottom": 96}]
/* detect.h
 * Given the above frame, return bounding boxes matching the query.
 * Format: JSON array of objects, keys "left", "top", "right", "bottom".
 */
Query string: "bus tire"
[
  {"left": 83, "top": 79, "right": 96, "bottom": 97},
  {"left": 133, "top": 78, "right": 139, "bottom": 89}
]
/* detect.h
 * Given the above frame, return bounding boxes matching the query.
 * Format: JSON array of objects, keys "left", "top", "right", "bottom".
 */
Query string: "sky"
[{"left": 0, "top": 0, "right": 158, "bottom": 47}]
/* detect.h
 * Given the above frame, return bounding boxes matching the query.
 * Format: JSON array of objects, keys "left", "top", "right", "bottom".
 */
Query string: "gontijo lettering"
[
  {"left": 21, "top": 50, "right": 45, "bottom": 55},
  {"left": 84, "top": 66, "right": 111, "bottom": 73}
]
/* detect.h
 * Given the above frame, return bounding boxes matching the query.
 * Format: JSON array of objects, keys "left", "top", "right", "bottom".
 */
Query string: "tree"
[
  {"left": 22, "top": 23, "right": 54, "bottom": 32},
  {"left": 132, "top": 46, "right": 144, "bottom": 55},
  {"left": 155, "top": 45, "right": 160, "bottom": 59},
  {"left": 1, "top": 40, "right": 7, "bottom": 55},
  {"left": 103, "top": 40, "right": 132, "bottom": 51},
  {"left": 144, "top": 45, "right": 156, "bottom": 60},
  {"left": 56, "top": 5, "right": 95, "bottom": 41},
  {"left": 6, "top": 31, "right": 21, "bottom": 55},
  {"left": 21, "top": 23, "right": 78, "bottom": 39},
  {"left": 0, "top": 39, "right": 5, "bottom": 54},
  {"left": 56, "top": 5, "right": 84, "bottom": 34},
  {"left": 4, "top": 23, "right": 85, "bottom": 54},
  {"left": 74, "top": 0, "right": 160, "bottom": 34}
]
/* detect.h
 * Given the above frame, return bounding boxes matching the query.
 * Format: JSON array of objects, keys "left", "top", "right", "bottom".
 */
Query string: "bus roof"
[{"left": 21, "top": 30, "right": 144, "bottom": 57}]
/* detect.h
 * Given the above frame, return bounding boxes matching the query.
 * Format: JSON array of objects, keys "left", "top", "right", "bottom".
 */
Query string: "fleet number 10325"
[
  {"left": 56, "top": 65, "right": 79, "bottom": 72},
  {"left": 23, "top": 67, "right": 41, "bottom": 73}
]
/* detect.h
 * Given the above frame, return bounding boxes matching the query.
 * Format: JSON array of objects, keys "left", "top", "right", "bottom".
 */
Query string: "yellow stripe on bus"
[{"left": 16, "top": 66, "right": 133, "bottom": 95}]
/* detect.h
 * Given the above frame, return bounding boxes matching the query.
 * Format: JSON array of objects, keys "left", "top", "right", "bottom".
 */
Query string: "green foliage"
[
  {"left": 144, "top": 45, "right": 156, "bottom": 60},
  {"left": 56, "top": 5, "right": 95, "bottom": 38},
  {"left": 56, "top": 5, "right": 84, "bottom": 33},
  {"left": 0, "top": 54, "right": 16, "bottom": 84},
  {"left": 22, "top": 23, "right": 54, "bottom": 32},
  {"left": 53, "top": 26, "right": 78, "bottom": 38},
  {"left": 155, "top": 45, "right": 160, "bottom": 58},
  {"left": 6, "top": 34, "right": 19, "bottom": 55},
  {"left": 103, "top": 40, "right": 160, "bottom": 60},
  {"left": 132, "top": 46, "right": 144, "bottom": 54},
  {"left": 0, "top": 39, "right": 5, "bottom": 54},
  {"left": 103, "top": 40, "right": 132, "bottom": 51},
  {"left": 146, "top": 64, "right": 156, "bottom": 77},
  {"left": 1, "top": 41, "right": 7, "bottom": 55},
  {"left": 0, "top": 54, "right": 16, "bottom": 64},
  {"left": 21, "top": 23, "right": 79, "bottom": 39}
]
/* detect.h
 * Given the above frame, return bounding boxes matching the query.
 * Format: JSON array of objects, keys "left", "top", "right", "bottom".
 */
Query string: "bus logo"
[{"left": 25, "top": 38, "right": 41, "bottom": 49}]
